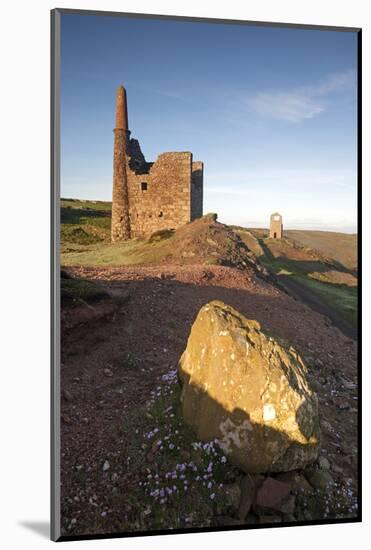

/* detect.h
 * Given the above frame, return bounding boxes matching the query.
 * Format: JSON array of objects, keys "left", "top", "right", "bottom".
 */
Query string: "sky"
[{"left": 60, "top": 13, "right": 358, "bottom": 232}]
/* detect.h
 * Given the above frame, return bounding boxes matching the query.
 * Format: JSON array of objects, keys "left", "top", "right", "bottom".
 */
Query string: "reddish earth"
[{"left": 60, "top": 264, "right": 358, "bottom": 535}]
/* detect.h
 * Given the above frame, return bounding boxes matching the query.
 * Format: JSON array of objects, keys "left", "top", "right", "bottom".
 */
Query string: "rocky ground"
[{"left": 60, "top": 263, "right": 358, "bottom": 537}]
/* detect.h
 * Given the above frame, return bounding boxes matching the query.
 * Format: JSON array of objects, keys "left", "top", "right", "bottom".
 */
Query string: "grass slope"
[
  {"left": 60, "top": 199, "right": 357, "bottom": 333},
  {"left": 61, "top": 207, "right": 257, "bottom": 270},
  {"left": 252, "top": 235, "right": 357, "bottom": 330},
  {"left": 285, "top": 230, "right": 357, "bottom": 273},
  {"left": 61, "top": 199, "right": 112, "bottom": 245}
]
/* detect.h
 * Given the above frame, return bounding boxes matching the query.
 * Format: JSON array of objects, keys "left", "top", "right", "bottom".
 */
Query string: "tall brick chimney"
[{"left": 111, "top": 85, "right": 131, "bottom": 241}]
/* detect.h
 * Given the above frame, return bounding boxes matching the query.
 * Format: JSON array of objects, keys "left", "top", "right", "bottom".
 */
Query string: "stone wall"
[
  {"left": 191, "top": 161, "right": 204, "bottom": 221},
  {"left": 269, "top": 213, "right": 283, "bottom": 239},
  {"left": 126, "top": 149, "right": 197, "bottom": 238}
]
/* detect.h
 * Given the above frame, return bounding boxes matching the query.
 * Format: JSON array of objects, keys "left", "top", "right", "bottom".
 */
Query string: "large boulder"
[{"left": 178, "top": 301, "right": 320, "bottom": 473}]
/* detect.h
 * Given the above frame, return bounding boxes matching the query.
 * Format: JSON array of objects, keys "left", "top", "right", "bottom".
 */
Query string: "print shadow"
[{"left": 18, "top": 521, "right": 49, "bottom": 539}]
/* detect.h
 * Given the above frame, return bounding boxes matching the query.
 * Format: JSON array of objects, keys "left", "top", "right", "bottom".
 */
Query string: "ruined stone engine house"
[
  {"left": 111, "top": 85, "right": 204, "bottom": 241},
  {"left": 269, "top": 212, "right": 283, "bottom": 239}
]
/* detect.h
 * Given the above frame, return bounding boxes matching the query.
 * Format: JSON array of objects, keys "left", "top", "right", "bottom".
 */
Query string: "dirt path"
[
  {"left": 277, "top": 274, "right": 357, "bottom": 340},
  {"left": 60, "top": 264, "right": 358, "bottom": 535}
]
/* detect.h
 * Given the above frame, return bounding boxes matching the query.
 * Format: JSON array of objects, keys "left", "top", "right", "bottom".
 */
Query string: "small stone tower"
[
  {"left": 111, "top": 86, "right": 131, "bottom": 242},
  {"left": 269, "top": 212, "right": 283, "bottom": 239}
]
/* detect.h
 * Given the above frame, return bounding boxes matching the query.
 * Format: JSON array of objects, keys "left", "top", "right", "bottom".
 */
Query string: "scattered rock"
[
  {"left": 304, "top": 469, "right": 334, "bottom": 490},
  {"left": 178, "top": 301, "right": 320, "bottom": 473},
  {"left": 340, "top": 377, "right": 356, "bottom": 390},
  {"left": 62, "top": 389, "right": 74, "bottom": 402},
  {"left": 275, "top": 471, "right": 314, "bottom": 495},
  {"left": 201, "top": 270, "right": 214, "bottom": 281},
  {"left": 318, "top": 456, "right": 331, "bottom": 470},
  {"left": 331, "top": 463, "right": 345, "bottom": 475},
  {"left": 277, "top": 494, "right": 296, "bottom": 514},
  {"left": 321, "top": 420, "right": 333, "bottom": 433},
  {"left": 255, "top": 477, "right": 291, "bottom": 510},
  {"left": 103, "top": 460, "right": 110, "bottom": 472},
  {"left": 103, "top": 368, "right": 113, "bottom": 377},
  {"left": 62, "top": 413, "right": 72, "bottom": 424},
  {"left": 238, "top": 475, "right": 259, "bottom": 520},
  {"left": 221, "top": 482, "right": 241, "bottom": 512}
]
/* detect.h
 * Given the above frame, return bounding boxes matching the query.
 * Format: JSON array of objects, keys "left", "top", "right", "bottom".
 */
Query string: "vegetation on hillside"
[
  {"left": 60, "top": 199, "right": 357, "bottom": 333},
  {"left": 61, "top": 272, "right": 109, "bottom": 306},
  {"left": 61, "top": 199, "right": 112, "bottom": 245},
  {"left": 61, "top": 204, "right": 260, "bottom": 272},
  {"left": 243, "top": 231, "right": 357, "bottom": 330}
]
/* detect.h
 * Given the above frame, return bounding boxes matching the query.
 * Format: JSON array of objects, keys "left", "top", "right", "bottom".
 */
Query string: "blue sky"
[{"left": 61, "top": 13, "right": 358, "bottom": 232}]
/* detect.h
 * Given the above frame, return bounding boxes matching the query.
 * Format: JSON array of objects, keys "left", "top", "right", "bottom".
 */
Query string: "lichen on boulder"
[{"left": 178, "top": 300, "right": 320, "bottom": 473}]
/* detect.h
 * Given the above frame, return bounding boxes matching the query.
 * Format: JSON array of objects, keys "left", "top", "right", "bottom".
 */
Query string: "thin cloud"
[
  {"left": 248, "top": 92, "right": 324, "bottom": 123},
  {"left": 247, "top": 69, "right": 355, "bottom": 123}
]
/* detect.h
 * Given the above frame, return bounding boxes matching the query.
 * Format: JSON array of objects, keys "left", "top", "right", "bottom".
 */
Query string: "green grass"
[
  {"left": 148, "top": 228, "right": 175, "bottom": 243},
  {"left": 83, "top": 373, "right": 240, "bottom": 534},
  {"left": 298, "top": 276, "right": 357, "bottom": 327},
  {"left": 112, "top": 352, "right": 138, "bottom": 370},
  {"left": 60, "top": 198, "right": 180, "bottom": 265},
  {"left": 61, "top": 225, "right": 105, "bottom": 245},
  {"left": 256, "top": 238, "right": 357, "bottom": 329},
  {"left": 120, "top": 380, "right": 241, "bottom": 531},
  {"left": 61, "top": 199, "right": 112, "bottom": 246},
  {"left": 65, "top": 368, "right": 242, "bottom": 536},
  {"left": 61, "top": 198, "right": 112, "bottom": 212},
  {"left": 61, "top": 237, "right": 173, "bottom": 267},
  {"left": 266, "top": 262, "right": 357, "bottom": 328}
]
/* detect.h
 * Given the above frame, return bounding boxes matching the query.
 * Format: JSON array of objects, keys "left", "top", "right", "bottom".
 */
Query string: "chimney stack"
[
  {"left": 115, "top": 85, "right": 129, "bottom": 131},
  {"left": 111, "top": 85, "right": 131, "bottom": 241}
]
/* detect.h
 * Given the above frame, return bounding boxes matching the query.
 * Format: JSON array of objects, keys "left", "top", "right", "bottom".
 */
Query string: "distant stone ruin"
[
  {"left": 111, "top": 85, "right": 204, "bottom": 241},
  {"left": 269, "top": 212, "right": 283, "bottom": 239}
]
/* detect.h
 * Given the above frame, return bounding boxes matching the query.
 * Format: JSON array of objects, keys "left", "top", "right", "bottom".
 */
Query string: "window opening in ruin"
[
  {"left": 274, "top": 232, "right": 277, "bottom": 239},
  {"left": 141, "top": 182, "right": 148, "bottom": 191}
]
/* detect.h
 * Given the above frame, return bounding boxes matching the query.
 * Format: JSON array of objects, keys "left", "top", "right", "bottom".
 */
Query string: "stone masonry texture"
[
  {"left": 269, "top": 212, "right": 283, "bottom": 239},
  {"left": 111, "top": 86, "right": 131, "bottom": 241},
  {"left": 111, "top": 85, "right": 204, "bottom": 241}
]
